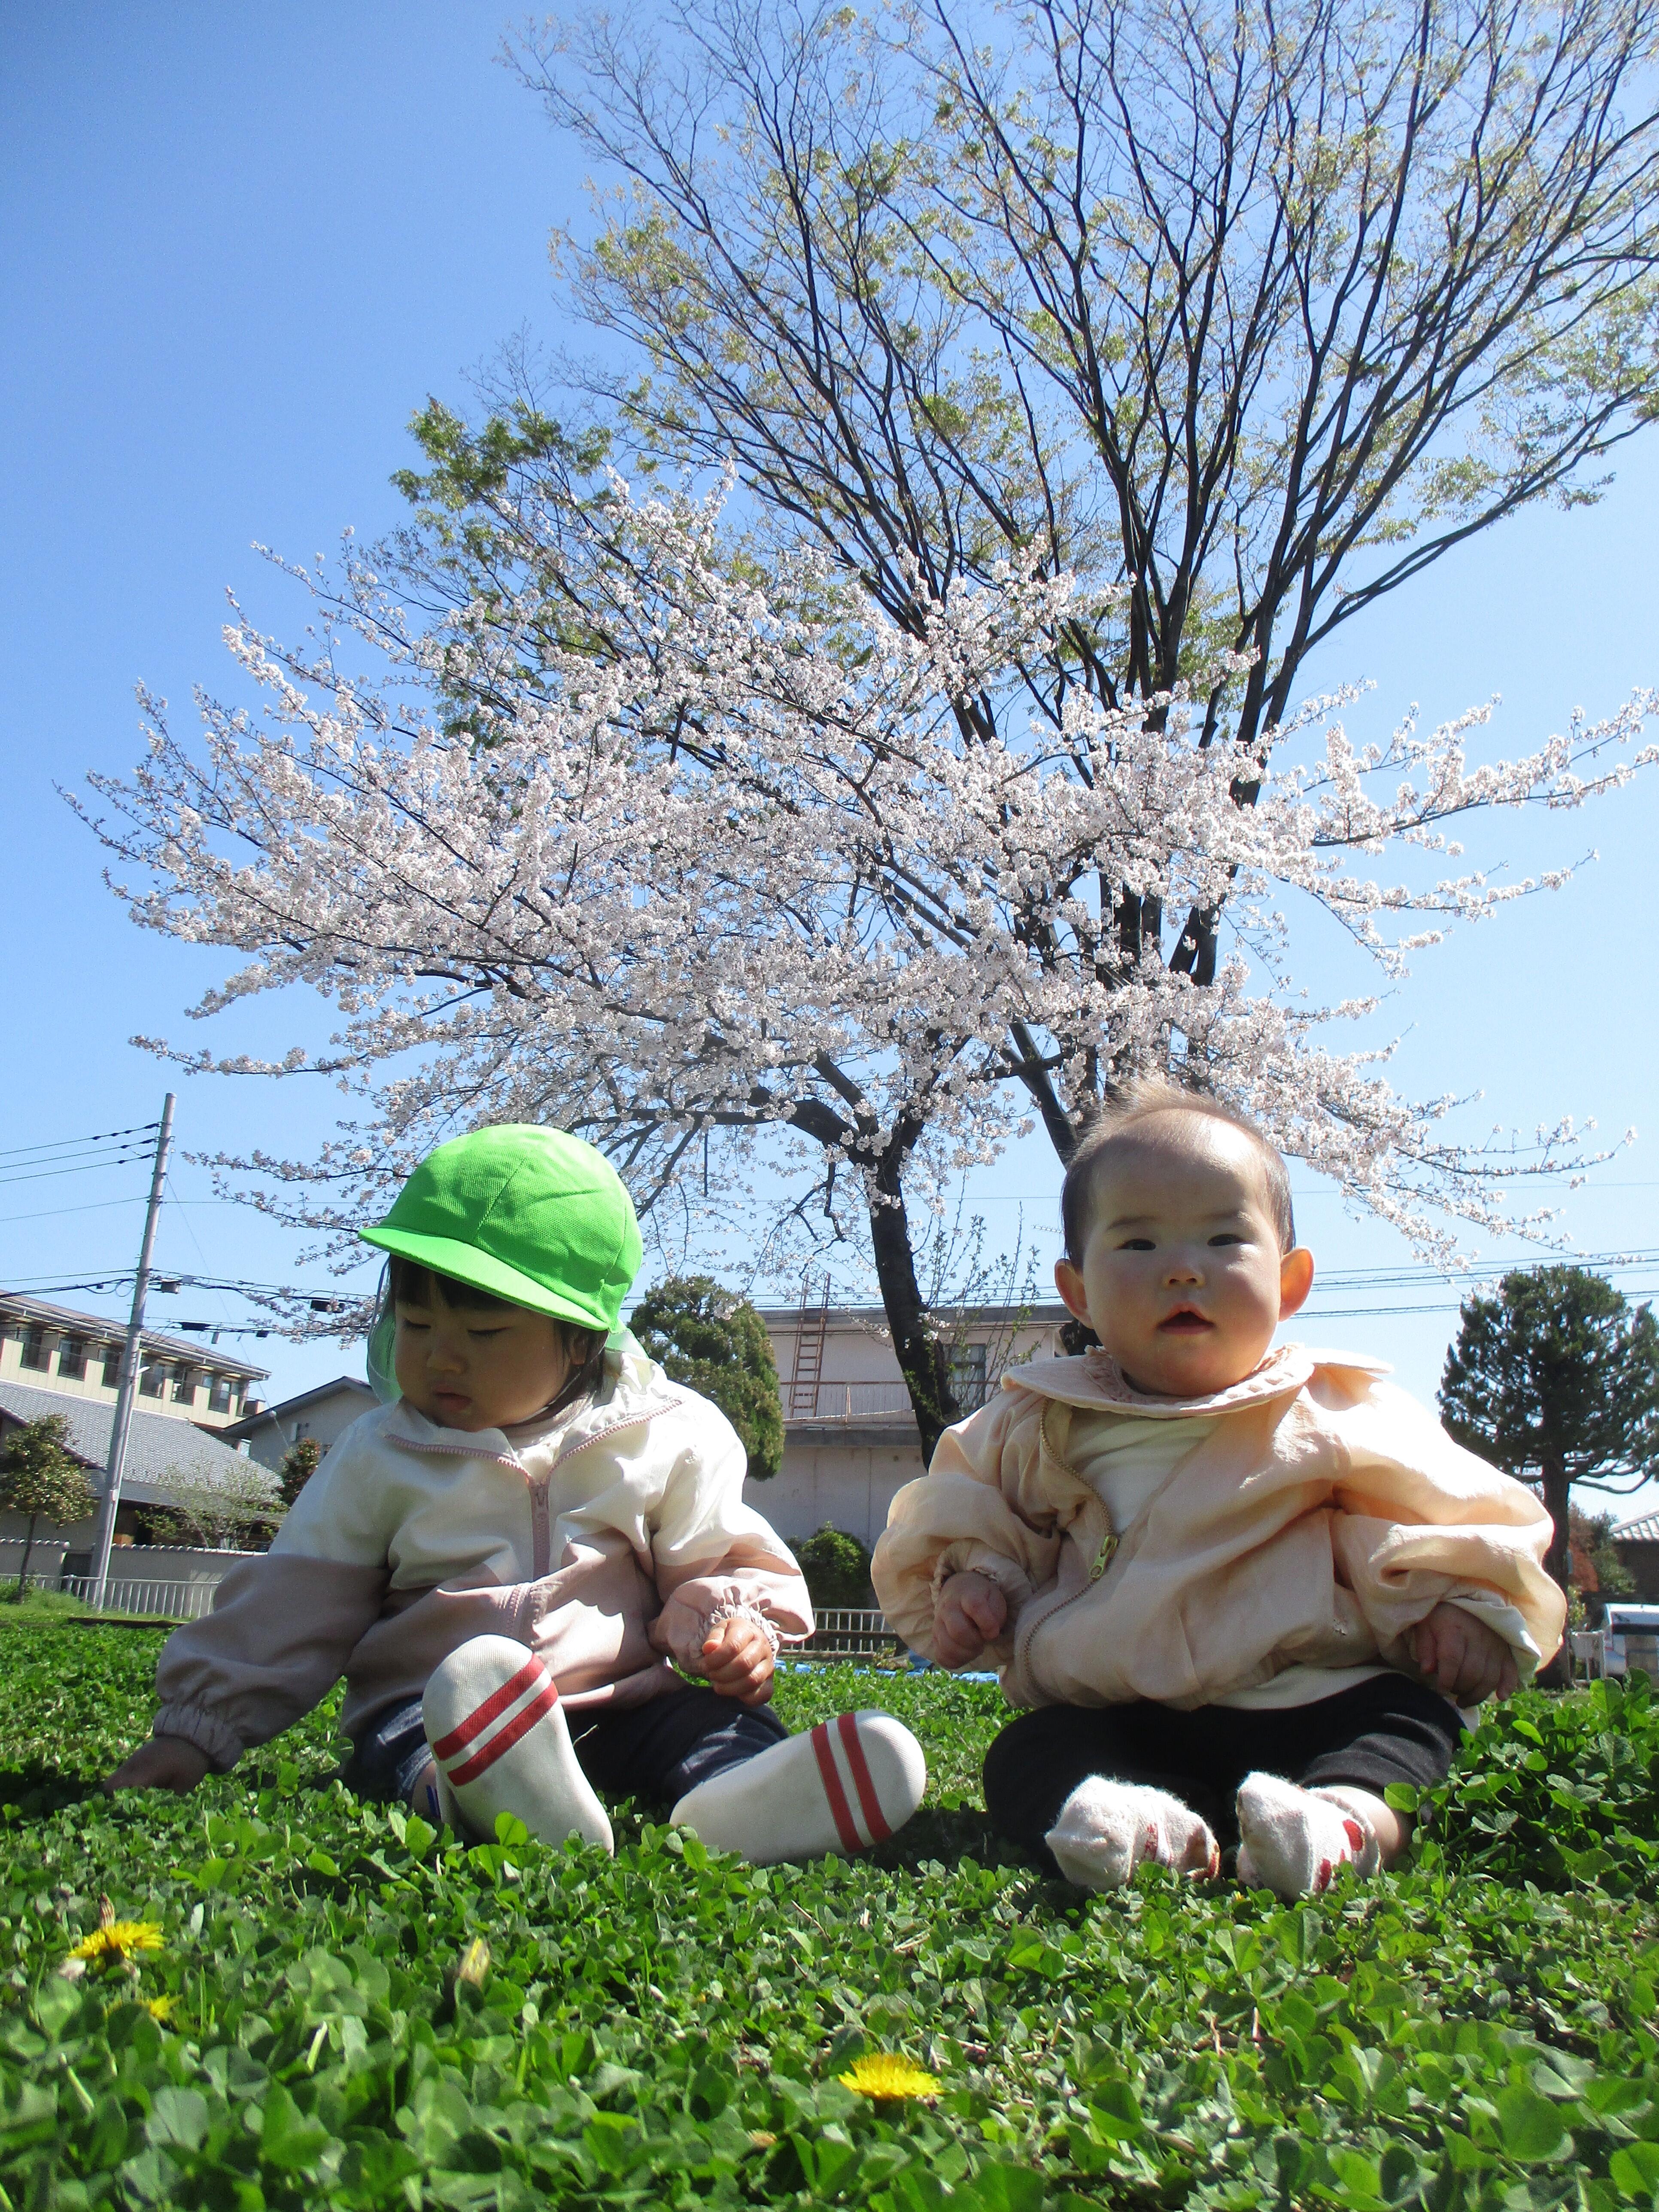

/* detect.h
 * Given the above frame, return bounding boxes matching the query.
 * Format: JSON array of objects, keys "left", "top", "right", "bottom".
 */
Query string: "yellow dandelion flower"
[
  {"left": 144, "top": 1994, "right": 178, "bottom": 2023},
  {"left": 836, "top": 2052, "right": 942, "bottom": 2101},
  {"left": 64, "top": 1922, "right": 163, "bottom": 1973}
]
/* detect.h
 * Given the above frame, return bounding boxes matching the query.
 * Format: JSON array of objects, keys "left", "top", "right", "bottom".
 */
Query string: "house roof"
[
  {"left": 224, "top": 1375, "right": 374, "bottom": 1438},
  {"left": 1614, "top": 1510, "right": 1659, "bottom": 1546},
  {"left": 0, "top": 1293, "right": 269, "bottom": 1380},
  {"left": 0, "top": 1379, "right": 277, "bottom": 1510}
]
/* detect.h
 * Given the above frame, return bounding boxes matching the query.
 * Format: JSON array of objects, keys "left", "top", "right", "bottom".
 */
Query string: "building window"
[
  {"left": 207, "top": 1373, "right": 233, "bottom": 1414},
  {"left": 170, "top": 1365, "right": 198, "bottom": 1404},
  {"left": 57, "top": 1336, "right": 87, "bottom": 1380},
  {"left": 138, "top": 1360, "right": 164, "bottom": 1398},
  {"left": 294, "top": 1419, "right": 310, "bottom": 1441},
  {"left": 19, "top": 1325, "right": 49, "bottom": 1372},
  {"left": 948, "top": 1342, "right": 989, "bottom": 1413},
  {"left": 102, "top": 1343, "right": 125, "bottom": 1387}
]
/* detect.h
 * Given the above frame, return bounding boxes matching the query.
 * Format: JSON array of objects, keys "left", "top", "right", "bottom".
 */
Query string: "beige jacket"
[
  {"left": 155, "top": 1344, "right": 812, "bottom": 1770},
  {"left": 872, "top": 1345, "right": 1565, "bottom": 1711}
]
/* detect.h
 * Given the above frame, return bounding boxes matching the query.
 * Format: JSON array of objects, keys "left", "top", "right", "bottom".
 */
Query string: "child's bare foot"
[
  {"left": 1235, "top": 1773, "right": 1398, "bottom": 1898},
  {"left": 1045, "top": 1778, "right": 1220, "bottom": 1891}
]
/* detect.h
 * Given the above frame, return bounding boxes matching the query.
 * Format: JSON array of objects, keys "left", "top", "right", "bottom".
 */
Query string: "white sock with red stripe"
[
  {"left": 668, "top": 1710, "right": 926, "bottom": 1865},
  {"left": 422, "top": 1635, "right": 613, "bottom": 1854},
  {"left": 1045, "top": 1777, "right": 1221, "bottom": 1890},
  {"left": 1234, "top": 1772, "right": 1379, "bottom": 1899}
]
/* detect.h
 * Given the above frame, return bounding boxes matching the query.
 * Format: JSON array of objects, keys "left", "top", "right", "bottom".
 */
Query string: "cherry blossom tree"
[{"left": 79, "top": 478, "right": 1657, "bottom": 1449}]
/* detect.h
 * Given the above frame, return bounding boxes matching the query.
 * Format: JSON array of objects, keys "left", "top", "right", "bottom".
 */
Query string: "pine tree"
[
  {"left": 1440, "top": 1267, "right": 1659, "bottom": 1610},
  {"left": 630, "top": 1277, "right": 784, "bottom": 1480},
  {"left": 0, "top": 1416, "right": 96, "bottom": 1595}
]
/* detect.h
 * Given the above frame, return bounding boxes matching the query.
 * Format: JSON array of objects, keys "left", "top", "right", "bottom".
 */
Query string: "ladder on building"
[{"left": 788, "top": 1279, "right": 831, "bottom": 1419}]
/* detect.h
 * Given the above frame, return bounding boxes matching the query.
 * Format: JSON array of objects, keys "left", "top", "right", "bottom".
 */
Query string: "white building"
[
  {"left": 226, "top": 1376, "right": 377, "bottom": 1472},
  {"left": 0, "top": 1293, "right": 268, "bottom": 1430},
  {"left": 744, "top": 1298, "right": 1070, "bottom": 1554}
]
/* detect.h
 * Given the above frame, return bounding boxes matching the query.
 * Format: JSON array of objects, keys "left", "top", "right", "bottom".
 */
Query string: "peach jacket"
[
  {"left": 153, "top": 1343, "right": 812, "bottom": 1771},
  {"left": 872, "top": 1345, "right": 1565, "bottom": 1711}
]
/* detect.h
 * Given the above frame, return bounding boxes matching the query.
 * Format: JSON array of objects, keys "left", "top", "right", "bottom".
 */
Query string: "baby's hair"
[
  {"left": 387, "top": 1256, "right": 604, "bottom": 1373},
  {"left": 1060, "top": 1077, "right": 1296, "bottom": 1260}
]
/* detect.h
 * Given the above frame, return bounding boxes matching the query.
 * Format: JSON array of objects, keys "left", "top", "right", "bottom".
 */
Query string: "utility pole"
[{"left": 88, "top": 1094, "right": 176, "bottom": 1610}]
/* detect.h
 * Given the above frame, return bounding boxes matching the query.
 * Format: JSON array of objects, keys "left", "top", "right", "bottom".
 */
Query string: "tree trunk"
[
  {"left": 1538, "top": 1451, "right": 1573, "bottom": 1689},
  {"left": 15, "top": 1514, "right": 36, "bottom": 1597},
  {"left": 867, "top": 1142, "right": 960, "bottom": 1464}
]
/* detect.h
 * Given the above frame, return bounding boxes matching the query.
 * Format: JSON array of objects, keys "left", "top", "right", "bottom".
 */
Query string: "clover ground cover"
[{"left": 0, "top": 1616, "right": 1654, "bottom": 2209}]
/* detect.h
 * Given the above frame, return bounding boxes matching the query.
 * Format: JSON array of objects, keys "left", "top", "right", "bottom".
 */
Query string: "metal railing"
[
  {"left": 58, "top": 1576, "right": 220, "bottom": 1622},
  {"left": 786, "top": 1382, "right": 915, "bottom": 1422},
  {"left": 798, "top": 1607, "right": 904, "bottom": 1659},
  {"left": 784, "top": 1379, "right": 996, "bottom": 1422}
]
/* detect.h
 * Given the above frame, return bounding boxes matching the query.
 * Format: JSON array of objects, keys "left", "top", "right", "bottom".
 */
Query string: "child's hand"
[
  {"left": 103, "top": 1736, "right": 212, "bottom": 1797},
  {"left": 700, "top": 1615, "right": 776, "bottom": 1706},
  {"left": 933, "top": 1571, "right": 1008, "bottom": 1668},
  {"left": 1409, "top": 1603, "right": 1519, "bottom": 1704}
]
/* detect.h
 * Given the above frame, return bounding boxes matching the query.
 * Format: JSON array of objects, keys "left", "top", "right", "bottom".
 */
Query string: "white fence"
[
  {"left": 800, "top": 1607, "right": 903, "bottom": 1659},
  {"left": 60, "top": 1576, "right": 220, "bottom": 1621}
]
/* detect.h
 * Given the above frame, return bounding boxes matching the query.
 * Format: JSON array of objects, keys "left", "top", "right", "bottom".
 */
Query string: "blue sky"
[{"left": 4, "top": 2, "right": 1659, "bottom": 1513}]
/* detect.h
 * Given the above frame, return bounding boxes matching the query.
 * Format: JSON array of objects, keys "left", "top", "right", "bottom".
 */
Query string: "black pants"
[
  {"left": 345, "top": 1683, "right": 788, "bottom": 1808},
  {"left": 983, "top": 1675, "right": 1462, "bottom": 1870}
]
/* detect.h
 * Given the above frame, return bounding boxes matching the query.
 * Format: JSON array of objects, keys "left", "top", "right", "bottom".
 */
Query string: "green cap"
[{"left": 361, "top": 1125, "right": 643, "bottom": 1334}]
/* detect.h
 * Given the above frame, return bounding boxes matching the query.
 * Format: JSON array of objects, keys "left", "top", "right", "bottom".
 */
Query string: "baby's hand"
[
  {"left": 103, "top": 1735, "right": 212, "bottom": 1797},
  {"left": 1410, "top": 1602, "right": 1519, "bottom": 1705},
  {"left": 933, "top": 1571, "right": 1008, "bottom": 1669},
  {"left": 700, "top": 1615, "right": 776, "bottom": 1706}
]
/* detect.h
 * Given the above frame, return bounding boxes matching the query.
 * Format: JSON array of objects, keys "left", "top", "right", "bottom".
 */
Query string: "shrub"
[{"left": 794, "top": 1523, "right": 874, "bottom": 1608}]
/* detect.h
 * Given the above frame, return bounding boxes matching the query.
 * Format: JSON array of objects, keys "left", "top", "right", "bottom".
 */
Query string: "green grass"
[{"left": 0, "top": 1618, "right": 1654, "bottom": 2210}]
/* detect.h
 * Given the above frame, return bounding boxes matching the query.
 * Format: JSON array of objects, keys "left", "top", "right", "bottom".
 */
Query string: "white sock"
[
  {"left": 1234, "top": 1771, "right": 1379, "bottom": 1899},
  {"left": 1044, "top": 1777, "right": 1220, "bottom": 1892},
  {"left": 669, "top": 1711, "right": 926, "bottom": 1866},
  {"left": 422, "top": 1635, "right": 613, "bottom": 1854}
]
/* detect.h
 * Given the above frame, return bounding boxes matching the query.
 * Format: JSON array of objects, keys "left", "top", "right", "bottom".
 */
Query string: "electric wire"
[
  {"left": 0, "top": 1148, "right": 167, "bottom": 1191},
  {"left": 0, "top": 1123, "right": 159, "bottom": 1164}
]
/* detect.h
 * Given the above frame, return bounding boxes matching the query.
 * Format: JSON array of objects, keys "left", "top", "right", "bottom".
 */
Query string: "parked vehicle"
[{"left": 1600, "top": 1604, "right": 1659, "bottom": 1680}]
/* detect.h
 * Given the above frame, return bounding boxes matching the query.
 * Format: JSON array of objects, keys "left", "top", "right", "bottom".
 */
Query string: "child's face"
[
  {"left": 1054, "top": 1114, "right": 1314, "bottom": 1398},
  {"left": 393, "top": 1292, "right": 573, "bottom": 1431}
]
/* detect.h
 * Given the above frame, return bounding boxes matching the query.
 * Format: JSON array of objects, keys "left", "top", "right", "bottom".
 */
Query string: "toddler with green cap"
[{"left": 105, "top": 1126, "right": 926, "bottom": 1867}]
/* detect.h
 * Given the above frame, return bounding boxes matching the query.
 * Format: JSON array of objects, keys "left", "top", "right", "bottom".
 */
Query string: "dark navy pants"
[
  {"left": 343, "top": 1681, "right": 788, "bottom": 1808},
  {"left": 984, "top": 1673, "right": 1463, "bottom": 1868}
]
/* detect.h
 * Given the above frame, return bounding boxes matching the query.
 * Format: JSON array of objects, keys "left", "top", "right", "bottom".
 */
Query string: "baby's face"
[
  {"left": 393, "top": 1294, "right": 572, "bottom": 1431},
  {"left": 1054, "top": 1114, "right": 1313, "bottom": 1398}
]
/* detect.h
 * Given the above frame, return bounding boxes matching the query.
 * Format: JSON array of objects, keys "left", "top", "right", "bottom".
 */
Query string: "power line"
[
  {"left": 0, "top": 1149, "right": 165, "bottom": 1191},
  {"left": 0, "top": 1122, "right": 160, "bottom": 1165}
]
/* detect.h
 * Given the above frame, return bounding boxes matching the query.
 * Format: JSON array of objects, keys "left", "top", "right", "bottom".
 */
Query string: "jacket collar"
[{"left": 1000, "top": 1341, "right": 1391, "bottom": 1420}]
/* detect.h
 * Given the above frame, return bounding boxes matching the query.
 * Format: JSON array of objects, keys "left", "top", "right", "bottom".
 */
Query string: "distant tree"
[
  {"left": 276, "top": 1437, "right": 322, "bottom": 1511},
  {"left": 631, "top": 1277, "right": 784, "bottom": 1480},
  {"left": 0, "top": 1416, "right": 96, "bottom": 1594},
  {"left": 1568, "top": 1506, "right": 1637, "bottom": 1626},
  {"left": 793, "top": 1525, "right": 874, "bottom": 1611},
  {"left": 1440, "top": 1267, "right": 1659, "bottom": 1610},
  {"left": 141, "top": 1463, "right": 282, "bottom": 1553}
]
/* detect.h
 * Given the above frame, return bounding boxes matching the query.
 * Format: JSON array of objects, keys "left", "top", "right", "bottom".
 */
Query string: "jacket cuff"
[
  {"left": 154, "top": 1702, "right": 243, "bottom": 1774},
  {"left": 699, "top": 1598, "right": 784, "bottom": 1655},
  {"left": 930, "top": 1544, "right": 1034, "bottom": 1615},
  {"left": 1439, "top": 1589, "right": 1543, "bottom": 1679}
]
